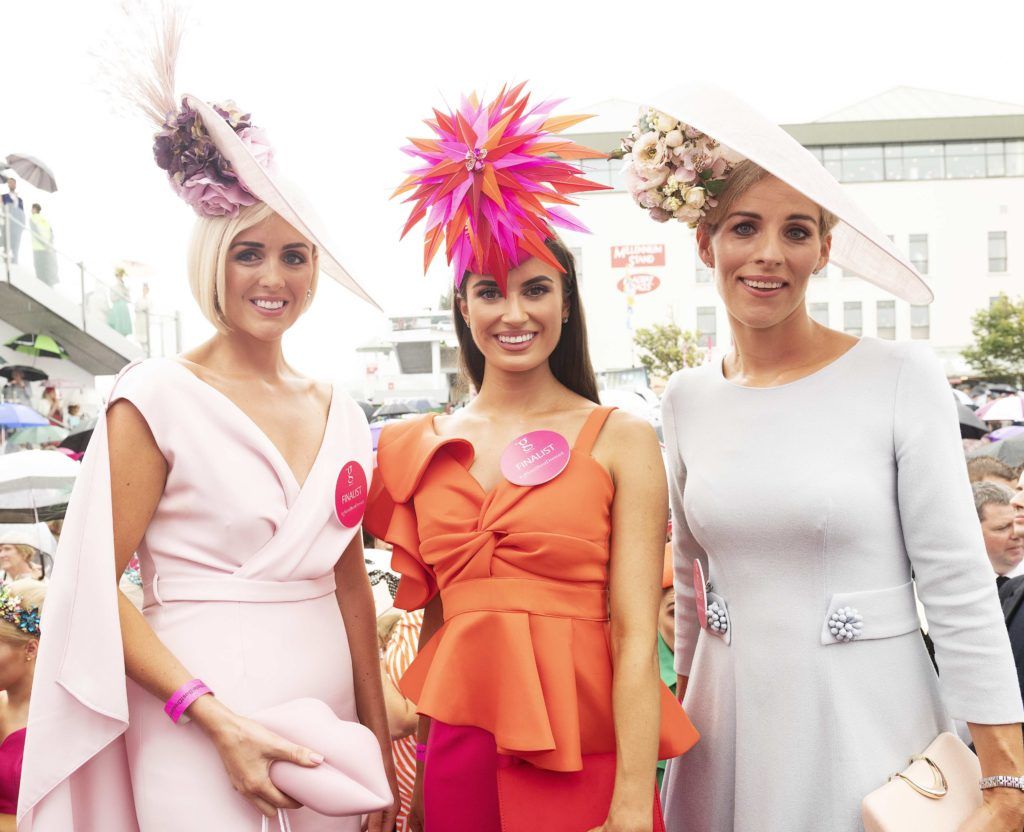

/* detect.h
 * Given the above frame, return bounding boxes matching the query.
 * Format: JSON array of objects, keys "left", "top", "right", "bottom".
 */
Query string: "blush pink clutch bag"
[
  {"left": 253, "top": 698, "right": 392, "bottom": 817},
  {"left": 861, "top": 732, "right": 982, "bottom": 832}
]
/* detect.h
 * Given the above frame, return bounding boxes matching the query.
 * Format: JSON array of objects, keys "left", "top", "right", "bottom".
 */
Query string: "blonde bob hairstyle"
[
  {"left": 186, "top": 201, "right": 320, "bottom": 333},
  {"left": 700, "top": 160, "right": 840, "bottom": 238},
  {"left": 0, "top": 579, "right": 46, "bottom": 646}
]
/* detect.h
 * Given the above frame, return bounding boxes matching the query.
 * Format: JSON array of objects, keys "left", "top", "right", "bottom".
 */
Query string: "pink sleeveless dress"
[{"left": 19, "top": 358, "right": 373, "bottom": 831}]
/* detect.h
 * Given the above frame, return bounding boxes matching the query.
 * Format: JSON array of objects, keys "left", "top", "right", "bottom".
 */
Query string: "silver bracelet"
[{"left": 980, "top": 775, "right": 1024, "bottom": 791}]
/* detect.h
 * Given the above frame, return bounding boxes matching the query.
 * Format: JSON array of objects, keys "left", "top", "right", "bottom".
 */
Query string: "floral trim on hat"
[
  {"left": 0, "top": 582, "right": 41, "bottom": 636},
  {"left": 621, "top": 108, "right": 743, "bottom": 227},
  {"left": 153, "top": 97, "right": 273, "bottom": 218}
]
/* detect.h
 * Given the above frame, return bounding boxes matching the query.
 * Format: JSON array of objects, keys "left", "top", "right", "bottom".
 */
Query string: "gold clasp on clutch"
[{"left": 889, "top": 755, "right": 949, "bottom": 800}]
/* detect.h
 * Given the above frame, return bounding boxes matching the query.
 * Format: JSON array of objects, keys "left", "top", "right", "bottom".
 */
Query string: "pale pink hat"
[{"left": 634, "top": 83, "right": 932, "bottom": 304}]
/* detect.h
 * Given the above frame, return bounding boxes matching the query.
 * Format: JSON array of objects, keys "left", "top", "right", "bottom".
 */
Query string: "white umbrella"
[
  {"left": 977, "top": 395, "right": 1024, "bottom": 423},
  {"left": 3, "top": 153, "right": 58, "bottom": 192},
  {"left": 952, "top": 388, "right": 973, "bottom": 406},
  {"left": 0, "top": 450, "right": 79, "bottom": 523},
  {"left": 0, "top": 449, "right": 79, "bottom": 494}
]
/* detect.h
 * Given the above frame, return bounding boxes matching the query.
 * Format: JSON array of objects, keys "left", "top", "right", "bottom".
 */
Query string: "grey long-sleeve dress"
[{"left": 660, "top": 337, "right": 1023, "bottom": 832}]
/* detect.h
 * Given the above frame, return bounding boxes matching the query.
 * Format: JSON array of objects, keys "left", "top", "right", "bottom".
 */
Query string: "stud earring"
[
  {"left": 562, "top": 316, "right": 569, "bottom": 324},
  {"left": 306, "top": 288, "right": 313, "bottom": 299}
]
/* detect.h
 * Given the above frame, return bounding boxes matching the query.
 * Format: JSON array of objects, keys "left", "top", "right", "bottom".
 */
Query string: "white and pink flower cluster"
[{"left": 621, "top": 108, "right": 743, "bottom": 226}]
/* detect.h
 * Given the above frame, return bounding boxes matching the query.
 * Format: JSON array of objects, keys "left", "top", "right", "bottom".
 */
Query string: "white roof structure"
[{"left": 815, "top": 86, "right": 1024, "bottom": 123}]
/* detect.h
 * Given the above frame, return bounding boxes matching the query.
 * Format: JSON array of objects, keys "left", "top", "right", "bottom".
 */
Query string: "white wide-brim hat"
[
  {"left": 186, "top": 94, "right": 382, "bottom": 312},
  {"left": 641, "top": 84, "right": 932, "bottom": 304}
]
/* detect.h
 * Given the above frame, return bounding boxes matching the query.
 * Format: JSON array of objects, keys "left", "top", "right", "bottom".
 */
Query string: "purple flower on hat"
[{"left": 153, "top": 97, "right": 274, "bottom": 218}]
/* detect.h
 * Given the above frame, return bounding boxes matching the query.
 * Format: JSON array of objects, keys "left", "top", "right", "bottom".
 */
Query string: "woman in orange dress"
[{"left": 366, "top": 85, "right": 698, "bottom": 832}]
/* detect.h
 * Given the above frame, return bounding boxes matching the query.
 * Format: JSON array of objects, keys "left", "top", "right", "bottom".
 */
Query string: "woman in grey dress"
[{"left": 633, "top": 86, "right": 1024, "bottom": 831}]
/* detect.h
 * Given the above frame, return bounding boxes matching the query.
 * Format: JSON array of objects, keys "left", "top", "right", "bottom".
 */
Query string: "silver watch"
[{"left": 980, "top": 776, "right": 1024, "bottom": 791}]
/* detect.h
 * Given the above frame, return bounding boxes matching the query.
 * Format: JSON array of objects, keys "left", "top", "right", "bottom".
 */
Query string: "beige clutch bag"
[{"left": 862, "top": 732, "right": 982, "bottom": 832}]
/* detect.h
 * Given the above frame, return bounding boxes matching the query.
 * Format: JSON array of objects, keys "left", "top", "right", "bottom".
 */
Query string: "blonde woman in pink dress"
[{"left": 18, "top": 37, "right": 397, "bottom": 832}]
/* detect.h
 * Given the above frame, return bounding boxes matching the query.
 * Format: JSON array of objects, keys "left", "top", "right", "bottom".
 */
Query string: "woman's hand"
[
  {"left": 193, "top": 698, "right": 322, "bottom": 819},
  {"left": 587, "top": 805, "right": 653, "bottom": 832},
  {"left": 958, "top": 789, "right": 1024, "bottom": 831},
  {"left": 362, "top": 766, "right": 400, "bottom": 832},
  {"left": 407, "top": 767, "right": 425, "bottom": 832}
]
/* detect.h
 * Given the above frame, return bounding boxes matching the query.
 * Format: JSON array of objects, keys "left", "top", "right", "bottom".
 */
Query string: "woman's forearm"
[
  {"left": 119, "top": 591, "right": 195, "bottom": 701},
  {"left": 609, "top": 638, "right": 661, "bottom": 813},
  {"left": 337, "top": 586, "right": 391, "bottom": 751},
  {"left": 969, "top": 723, "right": 1024, "bottom": 776},
  {"left": 381, "top": 662, "right": 419, "bottom": 739}
]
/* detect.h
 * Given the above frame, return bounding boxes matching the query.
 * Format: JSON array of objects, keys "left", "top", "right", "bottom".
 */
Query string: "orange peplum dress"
[{"left": 365, "top": 407, "right": 698, "bottom": 829}]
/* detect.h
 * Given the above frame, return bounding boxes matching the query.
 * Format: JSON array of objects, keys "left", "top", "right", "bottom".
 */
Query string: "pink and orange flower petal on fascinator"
[{"left": 394, "top": 82, "right": 610, "bottom": 294}]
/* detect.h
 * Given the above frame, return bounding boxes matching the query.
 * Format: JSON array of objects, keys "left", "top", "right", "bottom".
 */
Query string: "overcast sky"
[{"left": 4, "top": 0, "right": 1022, "bottom": 383}]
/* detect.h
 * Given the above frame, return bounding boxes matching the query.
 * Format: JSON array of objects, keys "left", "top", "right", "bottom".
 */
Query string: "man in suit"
[
  {"left": 1, "top": 177, "right": 26, "bottom": 263},
  {"left": 993, "top": 481, "right": 1024, "bottom": 706},
  {"left": 974, "top": 481, "right": 1024, "bottom": 586}
]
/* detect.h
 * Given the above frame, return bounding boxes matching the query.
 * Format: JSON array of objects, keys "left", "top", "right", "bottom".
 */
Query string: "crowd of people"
[{"left": 1, "top": 24, "right": 1022, "bottom": 832}]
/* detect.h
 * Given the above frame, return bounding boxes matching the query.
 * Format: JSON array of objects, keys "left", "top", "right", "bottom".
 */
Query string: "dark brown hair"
[{"left": 454, "top": 237, "right": 600, "bottom": 403}]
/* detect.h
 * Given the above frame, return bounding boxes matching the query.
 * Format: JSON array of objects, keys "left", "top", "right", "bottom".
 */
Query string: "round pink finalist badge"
[
  {"left": 693, "top": 559, "right": 708, "bottom": 630},
  {"left": 335, "top": 461, "right": 368, "bottom": 528},
  {"left": 499, "top": 430, "right": 571, "bottom": 487}
]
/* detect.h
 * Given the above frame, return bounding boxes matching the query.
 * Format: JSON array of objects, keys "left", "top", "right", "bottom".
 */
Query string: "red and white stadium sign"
[
  {"left": 617, "top": 274, "right": 661, "bottom": 295},
  {"left": 611, "top": 244, "right": 665, "bottom": 268}
]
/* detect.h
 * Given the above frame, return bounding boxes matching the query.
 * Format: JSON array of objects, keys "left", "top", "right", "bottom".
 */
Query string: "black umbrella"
[
  {"left": 958, "top": 400, "right": 990, "bottom": 440},
  {"left": 59, "top": 417, "right": 97, "bottom": 453},
  {"left": 968, "top": 434, "right": 1024, "bottom": 468},
  {"left": 4, "top": 154, "right": 58, "bottom": 192},
  {"left": 0, "top": 364, "right": 48, "bottom": 382},
  {"left": 372, "top": 402, "right": 416, "bottom": 420}
]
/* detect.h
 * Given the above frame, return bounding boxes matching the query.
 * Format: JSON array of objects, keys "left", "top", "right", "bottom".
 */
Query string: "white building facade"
[{"left": 559, "top": 88, "right": 1024, "bottom": 377}]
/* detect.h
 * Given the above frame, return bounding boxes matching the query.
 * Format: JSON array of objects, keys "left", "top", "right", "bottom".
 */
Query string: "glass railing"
[{"left": 1, "top": 205, "right": 181, "bottom": 359}]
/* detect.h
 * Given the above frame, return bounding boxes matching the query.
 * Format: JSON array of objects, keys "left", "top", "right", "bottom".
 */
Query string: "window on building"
[
  {"left": 1006, "top": 141, "right": 1024, "bottom": 177},
  {"left": 840, "top": 145, "right": 884, "bottom": 182},
  {"left": 809, "top": 302, "right": 829, "bottom": 326},
  {"left": 876, "top": 300, "right": 896, "bottom": 340},
  {"left": 569, "top": 247, "right": 584, "bottom": 282},
  {"left": 989, "top": 231, "right": 1008, "bottom": 272},
  {"left": 945, "top": 142, "right": 987, "bottom": 179},
  {"left": 909, "top": 234, "right": 929, "bottom": 275},
  {"left": 910, "top": 305, "right": 930, "bottom": 340},
  {"left": 439, "top": 345, "right": 459, "bottom": 373},
  {"left": 843, "top": 302, "right": 862, "bottom": 336},
  {"left": 695, "top": 251, "right": 712, "bottom": 283},
  {"left": 898, "top": 144, "right": 945, "bottom": 180},
  {"left": 696, "top": 306, "right": 717, "bottom": 348},
  {"left": 987, "top": 140, "right": 1007, "bottom": 177},
  {"left": 395, "top": 342, "right": 432, "bottom": 374}
]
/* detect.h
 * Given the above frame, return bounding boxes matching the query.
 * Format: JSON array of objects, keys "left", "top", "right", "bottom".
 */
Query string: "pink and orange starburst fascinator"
[{"left": 394, "top": 83, "right": 610, "bottom": 294}]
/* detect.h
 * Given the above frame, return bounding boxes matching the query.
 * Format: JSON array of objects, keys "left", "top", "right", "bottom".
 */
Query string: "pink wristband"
[
  {"left": 415, "top": 743, "right": 427, "bottom": 761},
  {"left": 164, "top": 679, "right": 213, "bottom": 724}
]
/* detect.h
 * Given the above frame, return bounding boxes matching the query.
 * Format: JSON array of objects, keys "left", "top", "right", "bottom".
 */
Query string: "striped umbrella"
[{"left": 3, "top": 333, "right": 69, "bottom": 360}]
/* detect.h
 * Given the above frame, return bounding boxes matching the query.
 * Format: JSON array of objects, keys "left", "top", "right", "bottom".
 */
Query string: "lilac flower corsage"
[{"left": 153, "top": 98, "right": 273, "bottom": 218}]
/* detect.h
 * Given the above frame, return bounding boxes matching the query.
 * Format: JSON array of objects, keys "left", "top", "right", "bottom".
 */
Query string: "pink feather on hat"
[{"left": 394, "top": 83, "right": 610, "bottom": 295}]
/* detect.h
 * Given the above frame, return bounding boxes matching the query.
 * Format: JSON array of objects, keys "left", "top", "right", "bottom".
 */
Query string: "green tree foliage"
[
  {"left": 962, "top": 294, "right": 1024, "bottom": 383},
  {"left": 632, "top": 322, "right": 708, "bottom": 380}
]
